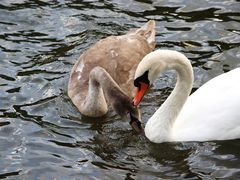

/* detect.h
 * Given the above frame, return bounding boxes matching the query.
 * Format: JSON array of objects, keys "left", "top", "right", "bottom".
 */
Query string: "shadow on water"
[{"left": 0, "top": 0, "right": 240, "bottom": 179}]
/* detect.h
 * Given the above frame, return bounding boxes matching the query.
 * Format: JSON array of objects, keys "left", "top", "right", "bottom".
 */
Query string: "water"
[{"left": 0, "top": 0, "right": 240, "bottom": 179}]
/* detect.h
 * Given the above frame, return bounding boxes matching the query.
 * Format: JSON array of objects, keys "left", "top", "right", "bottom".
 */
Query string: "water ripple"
[{"left": 0, "top": 0, "right": 240, "bottom": 179}]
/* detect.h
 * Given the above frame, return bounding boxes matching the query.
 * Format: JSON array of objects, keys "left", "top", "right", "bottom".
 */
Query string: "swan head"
[
  {"left": 128, "top": 107, "right": 145, "bottom": 135},
  {"left": 132, "top": 50, "right": 193, "bottom": 107},
  {"left": 133, "top": 51, "right": 165, "bottom": 106},
  {"left": 111, "top": 92, "right": 144, "bottom": 135}
]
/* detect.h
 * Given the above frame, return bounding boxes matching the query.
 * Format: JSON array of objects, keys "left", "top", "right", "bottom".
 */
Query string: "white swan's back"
[{"left": 172, "top": 67, "right": 240, "bottom": 141}]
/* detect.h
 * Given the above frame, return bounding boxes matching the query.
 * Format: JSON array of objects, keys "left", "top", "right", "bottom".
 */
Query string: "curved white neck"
[{"left": 144, "top": 51, "right": 194, "bottom": 143}]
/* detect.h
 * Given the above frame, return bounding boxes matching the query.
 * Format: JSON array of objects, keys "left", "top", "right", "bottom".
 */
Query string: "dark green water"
[{"left": 0, "top": 0, "right": 240, "bottom": 179}]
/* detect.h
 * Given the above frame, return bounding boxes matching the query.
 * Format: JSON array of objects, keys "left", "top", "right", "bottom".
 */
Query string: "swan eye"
[
  {"left": 134, "top": 79, "right": 141, "bottom": 91},
  {"left": 134, "top": 71, "right": 150, "bottom": 91}
]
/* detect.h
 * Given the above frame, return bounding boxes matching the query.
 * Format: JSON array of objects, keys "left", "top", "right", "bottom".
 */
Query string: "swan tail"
[{"left": 128, "top": 20, "right": 156, "bottom": 50}]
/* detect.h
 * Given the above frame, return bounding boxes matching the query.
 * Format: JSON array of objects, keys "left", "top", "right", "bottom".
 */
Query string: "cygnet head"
[{"left": 110, "top": 92, "right": 144, "bottom": 135}]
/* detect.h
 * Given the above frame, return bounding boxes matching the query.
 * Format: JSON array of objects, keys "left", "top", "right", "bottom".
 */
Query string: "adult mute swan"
[
  {"left": 132, "top": 49, "right": 240, "bottom": 143},
  {"left": 68, "top": 20, "right": 155, "bottom": 132}
]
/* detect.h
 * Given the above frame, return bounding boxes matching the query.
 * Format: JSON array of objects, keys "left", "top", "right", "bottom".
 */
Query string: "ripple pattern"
[{"left": 0, "top": 0, "right": 240, "bottom": 179}]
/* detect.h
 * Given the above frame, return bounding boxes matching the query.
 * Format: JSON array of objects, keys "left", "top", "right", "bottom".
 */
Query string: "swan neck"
[
  {"left": 163, "top": 65, "right": 193, "bottom": 123},
  {"left": 145, "top": 52, "right": 193, "bottom": 143},
  {"left": 81, "top": 67, "right": 114, "bottom": 117},
  {"left": 82, "top": 67, "right": 129, "bottom": 117},
  {"left": 89, "top": 67, "right": 124, "bottom": 101}
]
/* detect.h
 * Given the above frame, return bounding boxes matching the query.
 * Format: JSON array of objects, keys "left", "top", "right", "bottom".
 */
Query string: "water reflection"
[{"left": 0, "top": 0, "right": 240, "bottom": 179}]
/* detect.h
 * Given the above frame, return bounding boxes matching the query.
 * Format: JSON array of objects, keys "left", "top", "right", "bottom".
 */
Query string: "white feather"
[
  {"left": 135, "top": 50, "right": 240, "bottom": 143},
  {"left": 172, "top": 68, "right": 240, "bottom": 141}
]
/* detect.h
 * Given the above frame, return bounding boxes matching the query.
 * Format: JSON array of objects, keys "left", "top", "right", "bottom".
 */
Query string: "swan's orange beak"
[{"left": 132, "top": 82, "right": 149, "bottom": 106}]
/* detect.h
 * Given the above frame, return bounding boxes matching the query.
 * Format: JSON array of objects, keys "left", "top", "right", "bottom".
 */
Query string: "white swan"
[{"left": 132, "top": 49, "right": 240, "bottom": 143}]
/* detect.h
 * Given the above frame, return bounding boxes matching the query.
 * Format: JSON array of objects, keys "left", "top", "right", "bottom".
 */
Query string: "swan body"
[
  {"left": 133, "top": 49, "right": 240, "bottom": 143},
  {"left": 68, "top": 20, "right": 155, "bottom": 118}
]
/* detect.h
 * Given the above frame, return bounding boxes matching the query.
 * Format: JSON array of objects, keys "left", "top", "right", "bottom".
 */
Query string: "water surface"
[{"left": 0, "top": 0, "right": 240, "bottom": 179}]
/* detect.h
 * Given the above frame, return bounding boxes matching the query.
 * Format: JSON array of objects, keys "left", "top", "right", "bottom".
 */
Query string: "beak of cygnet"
[{"left": 129, "top": 112, "right": 145, "bottom": 136}]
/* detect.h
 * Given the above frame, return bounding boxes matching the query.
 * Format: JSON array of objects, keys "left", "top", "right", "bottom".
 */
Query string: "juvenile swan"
[
  {"left": 133, "top": 50, "right": 240, "bottom": 143},
  {"left": 68, "top": 21, "right": 156, "bottom": 132}
]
